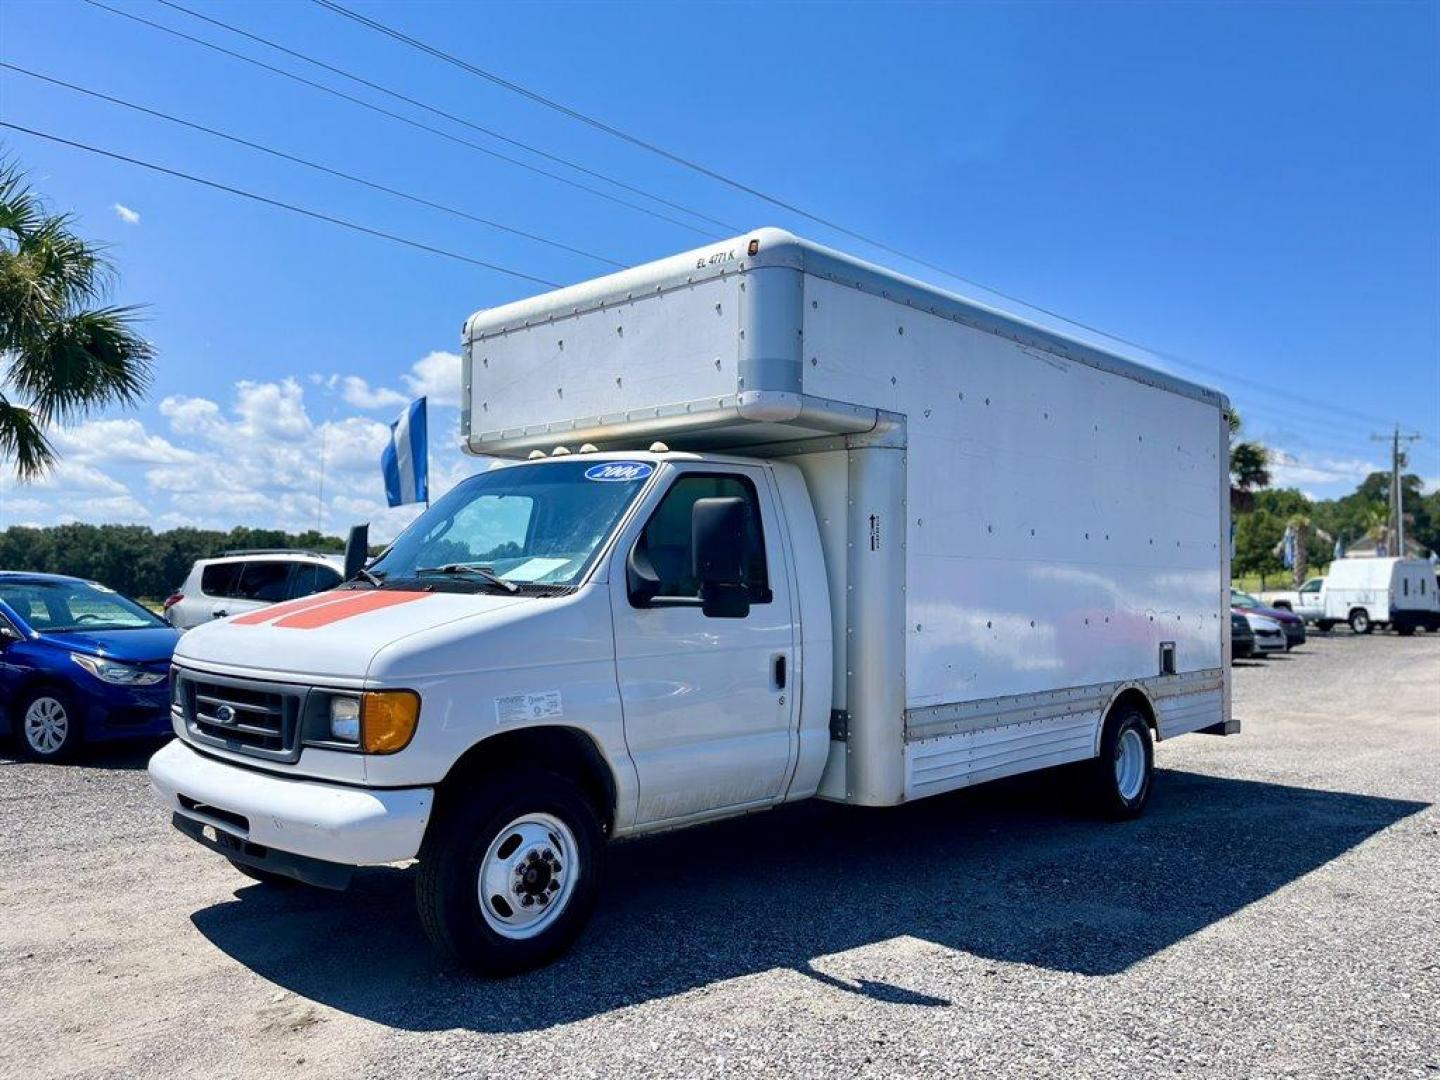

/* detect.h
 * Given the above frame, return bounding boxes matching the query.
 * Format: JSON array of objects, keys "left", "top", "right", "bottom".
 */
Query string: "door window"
[
  {"left": 233, "top": 561, "right": 293, "bottom": 602},
  {"left": 200, "top": 562, "right": 244, "bottom": 599},
  {"left": 288, "top": 563, "right": 342, "bottom": 599},
  {"left": 634, "top": 474, "right": 770, "bottom": 602}
]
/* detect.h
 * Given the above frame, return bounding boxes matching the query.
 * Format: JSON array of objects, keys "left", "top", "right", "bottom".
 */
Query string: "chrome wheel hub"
[
  {"left": 23, "top": 697, "right": 69, "bottom": 756},
  {"left": 478, "top": 814, "right": 579, "bottom": 939}
]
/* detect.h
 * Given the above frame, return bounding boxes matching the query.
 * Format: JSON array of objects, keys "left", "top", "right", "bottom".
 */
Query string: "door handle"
[
  {"left": 212, "top": 609, "right": 229, "bottom": 618},
  {"left": 772, "top": 653, "right": 787, "bottom": 690}
]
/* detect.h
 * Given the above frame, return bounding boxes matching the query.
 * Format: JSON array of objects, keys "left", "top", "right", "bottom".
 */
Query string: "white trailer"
[{"left": 149, "top": 229, "right": 1233, "bottom": 974}]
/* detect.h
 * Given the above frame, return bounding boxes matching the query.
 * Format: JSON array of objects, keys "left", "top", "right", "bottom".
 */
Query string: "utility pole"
[{"left": 1371, "top": 426, "right": 1422, "bottom": 556}]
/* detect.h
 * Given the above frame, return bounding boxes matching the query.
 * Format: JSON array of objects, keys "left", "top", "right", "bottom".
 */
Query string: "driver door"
[{"left": 609, "top": 465, "right": 798, "bottom": 827}]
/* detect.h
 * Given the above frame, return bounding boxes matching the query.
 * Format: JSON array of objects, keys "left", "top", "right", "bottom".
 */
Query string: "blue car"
[{"left": 0, "top": 572, "right": 179, "bottom": 761}]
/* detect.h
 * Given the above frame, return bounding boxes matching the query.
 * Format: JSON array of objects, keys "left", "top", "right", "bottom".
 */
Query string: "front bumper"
[
  {"left": 83, "top": 683, "right": 173, "bottom": 742},
  {"left": 148, "top": 739, "right": 433, "bottom": 873},
  {"left": 1253, "top": 633, "right": 1286, "bottom": 652}
]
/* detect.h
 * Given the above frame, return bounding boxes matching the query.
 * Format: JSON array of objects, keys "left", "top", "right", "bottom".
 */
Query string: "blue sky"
[{"left": 1, "top": 0, "right": 1436, "bottom": 540}]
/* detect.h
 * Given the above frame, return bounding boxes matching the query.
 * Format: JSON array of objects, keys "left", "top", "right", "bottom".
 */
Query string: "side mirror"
[
  {"left": 343, "top": 523, "right": 371, "bottom": 582},
  {"left": 0, "top": 625, "right": 20, "bottom": 648},
  {"left": 692, "top": 496, "right": 751, "bottom": 619},
  {"left": 626, "top": 543, "right": 661, "bottom": 607}
]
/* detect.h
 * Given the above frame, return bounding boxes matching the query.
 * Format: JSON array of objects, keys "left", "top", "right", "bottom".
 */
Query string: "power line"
[
  {"left": 0, "top": 122, "right": 562, "bottom": 287},
  {"left": 79, "top": 0, "right": 721, "bottom": 240},
  {"left": 314, "top": 0, "right": 1428, "bottom": 435},
  {"left": 1, "top": 62, "right": 625, "bottom": 269},
  {"left": 153, "top": 0, "right": 739, "bottom": 235}
]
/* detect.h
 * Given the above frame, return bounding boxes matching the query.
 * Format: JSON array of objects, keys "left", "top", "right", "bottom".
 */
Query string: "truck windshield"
[{"left": 368, "top": 459, "right": 654, "bottom": 590}]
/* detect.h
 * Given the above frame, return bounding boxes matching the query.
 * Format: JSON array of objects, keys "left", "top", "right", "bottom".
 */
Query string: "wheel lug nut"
[{"left": 520, "top": 895, "right": 534, "bottom": 907}]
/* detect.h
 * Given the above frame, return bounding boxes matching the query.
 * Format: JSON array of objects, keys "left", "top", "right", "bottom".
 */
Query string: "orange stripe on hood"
[
  {"left": 231, "top": 591, "right": 354, "bottom": 626},
  {"left": 271, "top": 590, "right": 431, "bottom": 629}
]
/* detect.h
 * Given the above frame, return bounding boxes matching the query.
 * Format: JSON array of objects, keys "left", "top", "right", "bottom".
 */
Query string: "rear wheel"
[
  {"left": 16, "top": 689, "right": 82, "bottom": 762},
  {"left": 1349, "top": 608, "right": 1372, "bottom": 635},
  {"left": 1083, "top": 707, "right": 1154, "bottom": 820},
  {"left": 1395, "top": 622, "right": 1416, "bottom": 637},
  {"left": 416, "top": 769, "right": 604, "bottom": 976}
]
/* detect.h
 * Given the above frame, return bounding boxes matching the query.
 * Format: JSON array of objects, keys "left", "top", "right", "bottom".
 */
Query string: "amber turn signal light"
[{"left": 361, "top": 690, "right": 420, "bottom": 754}]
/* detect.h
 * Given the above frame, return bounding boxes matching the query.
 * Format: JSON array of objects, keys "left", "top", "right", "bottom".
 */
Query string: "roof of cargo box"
[{"left": 464, "top": 227, "right": 1226, "bottom": 411}]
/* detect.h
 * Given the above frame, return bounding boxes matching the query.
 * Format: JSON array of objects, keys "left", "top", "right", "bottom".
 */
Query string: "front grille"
[{"left": 179, "top": 672, "right": 306, "bottom": 762}]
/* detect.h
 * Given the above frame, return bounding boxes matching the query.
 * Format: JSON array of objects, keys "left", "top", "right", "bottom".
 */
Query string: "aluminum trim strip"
[{"left": 904, "top": 668, "right": 1224, "bottom": 743}]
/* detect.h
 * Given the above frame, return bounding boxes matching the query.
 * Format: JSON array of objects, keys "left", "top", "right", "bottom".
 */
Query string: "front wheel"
[
  {"left": 1349, "top": 608, "right": 1372, "bottom": 635},
  {"left": 415, "top": 769, "right": 604, "bottom": 976},
  {"left": 1316, "top": 620, "right": 1335, "bottom": 633},
  {"left": 1084, "top": 708, "right": 1154, "bottom": 820},
  {"left": 16, "top": 689, "right": 82, "bottom": 762}
]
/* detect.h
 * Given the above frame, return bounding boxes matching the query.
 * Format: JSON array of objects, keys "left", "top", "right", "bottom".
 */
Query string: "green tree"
[
  {"left": 1234, "top": 508, "right": 1285, "bottom": 586},
  {"left": 1, "top": 162, "right": 154, "bottom": 477}
]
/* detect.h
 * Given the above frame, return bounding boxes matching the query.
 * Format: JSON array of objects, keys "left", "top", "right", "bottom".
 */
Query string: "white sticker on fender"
[{"left": 495, "top": 690, "right": 564, "bottom": 725}]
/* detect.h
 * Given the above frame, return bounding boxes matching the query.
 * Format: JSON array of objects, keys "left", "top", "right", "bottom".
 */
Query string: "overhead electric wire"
[
  {"left": 313, "top": 0, "right": 1427, "bottom": 434},
  {"left": 153, "top": 0, "right": 739, "bottom": 235},
  {"left": 79, "top": 0, "right": 721, "bottom": 240},
  {"left": 1, "top": 62, "right": 625, "bottom": 269},
  {"left": 0, "top": 122, "right": 562, "bottom": 287}
]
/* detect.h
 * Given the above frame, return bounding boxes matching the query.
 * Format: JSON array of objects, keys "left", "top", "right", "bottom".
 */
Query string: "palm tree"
[
  {"left": 0, "top": 161, "right": 154, "bottom": 478},
  {"left": 1227, "top": 411, "right": 1270, "bottom": 513}
]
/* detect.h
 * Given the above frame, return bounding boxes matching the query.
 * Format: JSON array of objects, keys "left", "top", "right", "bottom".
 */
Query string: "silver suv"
[{"left": 164, "top": 551, "right": 345, "bottom": 630}]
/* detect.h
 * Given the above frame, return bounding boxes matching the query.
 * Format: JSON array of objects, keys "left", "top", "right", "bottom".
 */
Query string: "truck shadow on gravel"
[{"left": 189, "top": 768, "right": 1425, "bottom": 1032}]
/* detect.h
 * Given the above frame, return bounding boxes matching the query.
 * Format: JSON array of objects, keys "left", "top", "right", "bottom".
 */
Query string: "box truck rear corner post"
[{"left": 149, "top": 229, "right": 1234, "bottom": 974}]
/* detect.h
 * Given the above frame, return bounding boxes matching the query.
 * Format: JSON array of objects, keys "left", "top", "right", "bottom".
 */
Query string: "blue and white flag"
[
  {"left": 1281, "top": 523, "right": 1296, "bottom": 569},
  {"left": 1334, "top": 535, "right": 1345, "bottom": 560},
  {"left": 381, "top": 397, "right": 428, "bottom": 508}
]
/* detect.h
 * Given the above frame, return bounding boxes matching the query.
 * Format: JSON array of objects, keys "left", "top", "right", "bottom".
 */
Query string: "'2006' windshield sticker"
[
  {"left": 584, "top": 461, "right": 653, "bottom": 482},
  {"left": 496, "top": 690, "right": 563, "bottom": 726}
]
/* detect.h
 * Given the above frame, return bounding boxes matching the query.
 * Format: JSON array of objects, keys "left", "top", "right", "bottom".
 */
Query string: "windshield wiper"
[
  {"left": 352, "top": 567, "right": 385, "bottom": 587},
  {"left": 416, "top": 564, "right": 520, "bottom": 594}
]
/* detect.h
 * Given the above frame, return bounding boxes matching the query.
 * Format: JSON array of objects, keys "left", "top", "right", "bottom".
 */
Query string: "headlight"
[
  {"left": 318, "top": 690, "right": 420, "bottom": 753},
  {"left": 329, "top": 696, "right": 362, "bottom": 743},
  {"left": 71, "top": 653, "right": 167, "bottom": 686}
]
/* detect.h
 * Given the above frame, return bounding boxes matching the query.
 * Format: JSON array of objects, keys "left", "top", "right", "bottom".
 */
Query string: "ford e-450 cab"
[{"left": 149, "top": 230, "right": 1235, "bottom": 974}]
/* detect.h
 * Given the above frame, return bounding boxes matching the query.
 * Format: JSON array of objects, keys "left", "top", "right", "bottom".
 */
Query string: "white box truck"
[
  {"left": 148, "top": 229, "right": 1234, "bottom": 974},
  {"left": 1311, "top": 557, "right": 1440, "bottom": 634}
]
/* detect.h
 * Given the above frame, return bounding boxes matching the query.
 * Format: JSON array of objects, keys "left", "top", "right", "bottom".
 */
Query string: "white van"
[
  {"left": 148, "top": 229, "right": 1234, "bottom": 974},
  {"left": 1315, "top": 557, "right": 1440, "bottom": 634}
]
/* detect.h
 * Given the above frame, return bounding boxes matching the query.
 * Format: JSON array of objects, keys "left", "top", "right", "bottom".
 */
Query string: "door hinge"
[{"left": 829, "top": 709, "right": 849, "bottom": 742}]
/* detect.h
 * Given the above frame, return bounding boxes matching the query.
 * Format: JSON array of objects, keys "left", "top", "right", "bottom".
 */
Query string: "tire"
[
  {"left": 1084, "top": 707, "right": 1154, "bottom": 821},
  {"left": 15, "top": 688, "right": 82, "bottom": 762},
  {"left": 227, "top": 859, "right": 299, "bottom": 887},
  {"left": 1316, "top": 621, "right": 1334, "bottom": 633},
  {"left": 1349, "top": 608, "right": 1372, "bottom": 635},
  {"left": 415, "top": 768, "right": 604, "bottom": 976},
  {"left": 1395, "top": 623, "right": 1416, "bottom": 637}
]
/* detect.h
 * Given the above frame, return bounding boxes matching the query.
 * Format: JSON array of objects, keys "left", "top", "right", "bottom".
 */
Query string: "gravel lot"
[{"left": 2, "top": 632, "right": 1436, "bottom": 1079}]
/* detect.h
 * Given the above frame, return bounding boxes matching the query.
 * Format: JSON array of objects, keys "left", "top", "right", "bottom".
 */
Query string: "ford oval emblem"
[
  {"left": 214, "top": 704, "right": 237, "bottom": 725},
  {"left": 584, "top": 461, "right": 653, "bottom": 482}
]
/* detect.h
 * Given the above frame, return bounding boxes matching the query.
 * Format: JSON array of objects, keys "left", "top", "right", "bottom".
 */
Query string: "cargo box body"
[{"left": 464, "top": 229, "right": 1232, "bottom": 806}]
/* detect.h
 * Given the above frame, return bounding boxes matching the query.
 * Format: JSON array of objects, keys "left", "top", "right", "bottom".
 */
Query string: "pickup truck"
[
  {"left": 148, "top": 229, "right": 1234, "bottom": 974},
  {"left": 1259, "top": 578, "right": 1324, "bottom": 623}
]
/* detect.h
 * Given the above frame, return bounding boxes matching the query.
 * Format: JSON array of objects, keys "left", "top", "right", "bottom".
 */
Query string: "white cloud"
[
  {"left": 402, "top": 350, "right": 463, "bottom": 407},
  {"left": 2, "top": 351, "right": 483, "bottom": 541},
  {"left": 1268, "top": 451, "right": 1381, "bottom": 489},
  {"left": 341, "top": 376, "right": 409, "bottom": 411},
  {"left": 112, "top": 203, "right": 140, "bottom": 225},
  {"left": 48, "top": 418, "right": 195, "bottom": 466}
]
